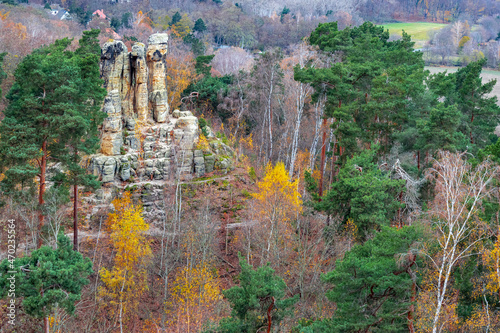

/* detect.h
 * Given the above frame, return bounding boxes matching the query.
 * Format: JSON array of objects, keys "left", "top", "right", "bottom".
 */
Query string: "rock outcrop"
[
  {"left": 146, "top": 34, "right": 169, "bottom": 123},
  {"left": 92, "top": 33, "right": 233, "bottom": 183}
]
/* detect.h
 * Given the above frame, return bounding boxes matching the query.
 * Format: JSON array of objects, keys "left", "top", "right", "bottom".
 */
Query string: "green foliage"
[
  {"left": 69, "top": 6, "right": 92, "bottom": 26},
  {"left": 248, "top": 167, "right": 257, "bottom": 181},
  {"left": 43, "top": 2, "right": 51, "bottom": 9},
  {"left": 184, "top": 33, "right": 205, "bottom": 56},
  {"left": 110, "top": 17, "right": 121, "bottom": 31},
  {"left": 0, "top": 52, "right": 6, "bottom": 96},
  {"left": 304, "top": 169, "right": 319, "bottom": 201},
  {"left": 299, "top": 226, "right": 421, "bottom": 332},
  {"left": 194, "top": 18, "right": 207, "bottom": 32},
  {"left": 280, "top": 6, "right": 290, "bottom": 22},
  {"left": 1, "top": 0, "right": 16, "bottom": 5},
  {"left": 123, "top": 35, "right": 138, "bottom": 43},
  {"left": 478, "top": 138, "right": 500, "bottom": 164},
  {"left": 207, "top": 255, "right": 298, "bottom": 333},
  {"left": 199, "top": 116, "right": 210, "bottom": 136},
  {"left": 53, "top": 29, "right": 107, "bottom": 192},
  {"left": 184, "top": 58, "right": 233, "bottom": 117},
  {"left": 314, "top": 148, "right": 405, "bottom": 240},
  {"left": 295, "top": 22, "right": 426, "bottom": 161},
  {"left": 122, "top": 12, "right": 132, "bottom": 29},
  {"left": 0, "top": 234, "right": 93, "bottom": 318},
  {"left": 171, "top": 11, "right": 182, "bottom": 25},
  {"left": 414, "top": 103, "right": 468, "bottom": 154},
  {"left": 0, "top": 31, "right": 106, "bottom": 218},
  {"left": 427, "top": 59, "right": 500, "bottom": 150},
  {"left": 195, "top": 54, "right": 215, "bottom": 76}
]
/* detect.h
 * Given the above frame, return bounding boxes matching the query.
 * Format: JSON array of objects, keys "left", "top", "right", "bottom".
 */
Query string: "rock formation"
[
  {"left": 90, "top": 33, "right": 233, "bottom": 184},
  {"left": 146, "top": 34, "right": 169, "bottom": 123}
]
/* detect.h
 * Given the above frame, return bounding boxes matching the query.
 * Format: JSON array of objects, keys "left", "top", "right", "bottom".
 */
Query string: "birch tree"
[{"left": 424, "top": 151, "right": 498, "bottom": 333}]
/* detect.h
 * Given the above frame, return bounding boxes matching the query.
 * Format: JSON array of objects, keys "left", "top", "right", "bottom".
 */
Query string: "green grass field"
[{"left": 379, "top": 22, "right": 447, "bottom": 48}]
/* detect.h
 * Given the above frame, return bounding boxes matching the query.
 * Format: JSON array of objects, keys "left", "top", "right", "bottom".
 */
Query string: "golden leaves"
[
  {"left": 252, "top": 162, "right": 302, "bottom": 218},
  {"left": 99, "top": 192, "right": 152, "bottom": 324},
  {"left": 166, "top": 262, "right": 221, "bottom": 332},
  {"left": 165, "top": 49, "right": 195, "bottom": 110}
]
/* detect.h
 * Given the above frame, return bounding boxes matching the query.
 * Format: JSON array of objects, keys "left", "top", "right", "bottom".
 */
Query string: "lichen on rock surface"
[{"left": 91, "top": 33, "right": 233, "bottom": 184}]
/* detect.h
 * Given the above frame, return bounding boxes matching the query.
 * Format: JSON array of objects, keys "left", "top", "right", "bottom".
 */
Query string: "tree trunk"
[
  {"left": 44, "top": 316, "right": 49, "bottom": 333},
  {"left": 318, "top": 118, "right": 327, "bottom": 198},
  {"left": 38, "top": 140, "right": 47, "bottom": 249},
  {"left": 408, "top": 264, "right": 416, "bottom": 333},
  {"left": 73, "top": 183, "right": 78, "bottom": 251},
  {"left": 267, "top": 297, "right": 275, "bottom": 333}
]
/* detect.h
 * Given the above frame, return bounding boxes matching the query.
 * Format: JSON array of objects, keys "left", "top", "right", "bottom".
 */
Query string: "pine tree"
[
  {"left": 427, "top": 59, "right": 500, "bottom": 149},
  {"left": 193, "top": 18, "right": 207, "bottom": 33},
  {"left": 0, "top": 32, "right": 106, "bottom": 250},
  {"left": 53, "top": 29, "right": 107, "bottom": 251},
  {"left": 295, "top": 22, "right": 425, "bottom": 165},
  {"left": 298, "top": 226, "right": 421, "bottom": 332},
  {"left": 308, "top": 147, "right": 405, "bottom": 240},
  {"left": 0, "top": 52, "right": 6, "bottom": 96},
  {"left": 171, "top": 11, "right": 182, "bottom": 25},
  {"left": 207, "top": 255, "right": 298, "bottom": 333},
  {"left": 0, "top": 234, "right": 93, "bottom": 333},
  {"left": 0, "top": 38, "right": 81, "bottom": 248}
]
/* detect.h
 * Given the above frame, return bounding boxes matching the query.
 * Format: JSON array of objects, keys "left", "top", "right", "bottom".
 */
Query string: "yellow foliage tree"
[
  {"left": 484, "top": 230, "right": 500, "bottom": 298},
  {"left": 99, "top": 192, "right": 152, "bottom": 331},
  {"left": 170, "top": 13, "right": 192, "bottom": 39},
  {"left": 252, "top": 162, "right": 302, "bottom": 261},
  {"left": 166, "top": 262, "right": 220, "bottom": 332},
  {"left": 135, "top": 10, "right": 153, "bottom": 29},
  {"left": 459, "top": 35, "right": 471, "bottom": 48}
]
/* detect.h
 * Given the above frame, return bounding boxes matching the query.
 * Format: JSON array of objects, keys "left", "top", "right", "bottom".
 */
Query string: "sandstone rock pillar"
[
  {"left": 100, "top": 41, "right": 128, "bottom": 155},
  {"left": 130, "top": 43, "right": 149, "bottom": 122},
  {"left": 146, "top": 33, "right": 169, "bottom": 123}
]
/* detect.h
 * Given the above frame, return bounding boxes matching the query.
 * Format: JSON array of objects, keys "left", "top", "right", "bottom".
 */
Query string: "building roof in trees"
[
  {"left": 54, "top": 10, "right": 72, "bottom": 20},
  {"left": 92, "top": 9, "right": 107, "bottom": 20}
]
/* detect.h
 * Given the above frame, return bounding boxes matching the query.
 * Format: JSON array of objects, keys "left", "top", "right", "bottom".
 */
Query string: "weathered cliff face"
[
  {"left": 147, "top": 34, "right": 169, "bottom": 123},
  {"left": 91, "top": 33, "right": 234, "bottom": 184}
]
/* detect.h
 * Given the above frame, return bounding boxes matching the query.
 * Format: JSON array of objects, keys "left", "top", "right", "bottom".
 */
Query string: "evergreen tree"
[
  {"left": 0, "top": 33, "right": 105, "bottom": 249},
  {"left": 184, "top": 33, "right": 205, "bottom": 56},
  {"left": 295, "top": 22, "right": 425, "bottom": 164},
  {"left": 307, "top": 147, "right": 404, "bottom": 240},
  {"left": 427, "top": 59, "right": 500, "bottom": 149},
  {"left": 414, "top": 103, "right": 468, "bottom": 155},
  {"left": 0, "top": 52, "right": 6, "bottom": 96},
  {"left": 184, "top": 55, "right": 233, "bottom": 116},
  {"left": 53, "top": 30, "right": 107, "bottom": 251},
  {"left": 110, "top": 17, "right": 122, "bottom": 31},
  {"left": 0, "top": 234, "right": 93, "bottom": 332},
  {"left": 171, "top": 11, "right": 182, "bottom": 25},
  {"left": 299, "top": 226, "right": 422, "bottom": 332},
  {"left": 122, "top": 12, "right": 132, "bottom": 29},
  {"left": 193, "top": 18, "right": 207, "bottom": 33},
  {"left": 207, "top": 255, "right": 297, "bottom": 332}
]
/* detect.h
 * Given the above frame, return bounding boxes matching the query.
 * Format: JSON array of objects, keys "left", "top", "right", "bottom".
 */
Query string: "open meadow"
[{"left": 380, "top": 22, "right": 447, "bottom": 48}]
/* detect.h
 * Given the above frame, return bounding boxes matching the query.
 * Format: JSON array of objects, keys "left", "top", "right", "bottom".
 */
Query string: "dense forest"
[{"left": 1, "top": 0, "right": 500, "bottom": 332}]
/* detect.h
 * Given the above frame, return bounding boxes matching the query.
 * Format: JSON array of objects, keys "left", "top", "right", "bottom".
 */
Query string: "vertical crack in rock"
[{"left": 92, "top": 33, "right": 234, "bottom": 184}]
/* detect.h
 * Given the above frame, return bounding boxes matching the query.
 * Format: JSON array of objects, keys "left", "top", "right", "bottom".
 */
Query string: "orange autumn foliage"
[{"left": 166, "top": 45, "right": 196, "bottom": 110}]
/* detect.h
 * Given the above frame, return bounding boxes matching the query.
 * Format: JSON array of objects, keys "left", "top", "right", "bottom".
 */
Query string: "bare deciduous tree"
[{"left": 423, "top": 151, "right": 498, "bottom": 333}]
